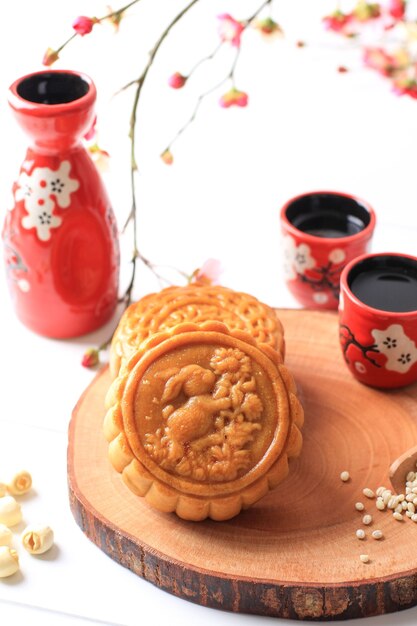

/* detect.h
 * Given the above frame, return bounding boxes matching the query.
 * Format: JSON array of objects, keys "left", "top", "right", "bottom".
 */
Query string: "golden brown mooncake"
[
  {"left": 110, "top": 284, "right": 284, "bottom": 378},
  {"left": 104, "top": 321, "right": 303, "bottom": 522}
]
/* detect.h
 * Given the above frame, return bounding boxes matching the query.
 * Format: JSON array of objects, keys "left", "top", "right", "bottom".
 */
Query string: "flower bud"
[
  {"left": 255, "top": 17, "right": 283, "bottom": 38},
  {"left": 322, "top": 11, "right": 352, "bottom": 34},
  {"left": 72, "top": 15, "right": 97, "bottom": 36},
  {"left": 388, "top": 0, "right": 406, "bottom": 20},
  {"left": 82, "top": 348, "right": 100, "bottom": 368},
  {"left": 42, "top": 47, "right": 59, "bottom": 66},
  {"left": 106, "top": 10, "right": 124, "bottom": 32},
  {"left": 168, "top": 72, "right": 187, "bottom": 89},
  {"left": 160, "top": 149, "right": 174, "bottom": 165},
  {"left": 219, "top": 88, "right": 249, "bottom": 109}
]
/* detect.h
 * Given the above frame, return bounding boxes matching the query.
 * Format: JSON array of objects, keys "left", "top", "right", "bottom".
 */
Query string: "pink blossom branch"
[
  {"left": 44, "top": 0, "right": 279, "bottom": 366},
  {"left": 165, "top": 48, "right": 241, "bottom": 154},
  {"left": 54, "top": 0, "right": 142, "bottom": 57},
  {"left": 163, "top": 0, "right": 274, "bottom": 154},
  {"left": 322, "top": 1, "right": 417, "bottom": 98}
]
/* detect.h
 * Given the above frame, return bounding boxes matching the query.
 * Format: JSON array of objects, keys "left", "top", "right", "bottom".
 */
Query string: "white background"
[{"left": 0, "top": 0, "right": 417, "bottom": 624}]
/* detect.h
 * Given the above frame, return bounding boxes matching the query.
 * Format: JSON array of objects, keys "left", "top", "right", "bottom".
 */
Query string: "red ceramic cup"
[
  {"left": 339, "top": 252, "right": 417, "bottom": 388},
  {"left": 280, "top": 191, "right": 376, "bottom": 309}
]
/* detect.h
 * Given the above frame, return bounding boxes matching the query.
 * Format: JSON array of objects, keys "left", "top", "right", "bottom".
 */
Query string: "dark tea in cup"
[
  {"left": 280, "top": 191, "right": 376, "bottom": 309},
  {"left": 339, "top": 253, "right": 417, "bottom": 388},
  {"left": 349, "top": 255, "right": 417, "bottom": 313}
]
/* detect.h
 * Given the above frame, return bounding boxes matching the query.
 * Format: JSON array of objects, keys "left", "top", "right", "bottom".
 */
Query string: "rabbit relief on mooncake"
[{"left": 144, "top": 348, "right": 264, "bottom": 482}]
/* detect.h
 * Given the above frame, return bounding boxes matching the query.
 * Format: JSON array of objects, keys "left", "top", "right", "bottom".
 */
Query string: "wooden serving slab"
[{"left": 68, "top": 309, "right": 417, "bottom": 621}]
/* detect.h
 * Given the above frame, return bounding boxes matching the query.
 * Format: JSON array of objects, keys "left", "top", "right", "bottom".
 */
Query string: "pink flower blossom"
[
  {"left": 392, "top": 78, "right": 417, "bottom": 99},
  {"left": 72, "top": 16, "right": 97, "bottom": 36},
  {"left": 217, "top": 14, "right": 244, "bottom": 47},
  {"left": 387, "top": 0, "right": 406, "bottom": 20},
  {"left": 363, "top": 47, "right": 396, "bottom": 76},
  {"left": 161, "top": 148, "right": 174, "bottom": 165},
  {"left": 322, "top": 11, "right": 353, "bottom": 33},
  {"left": 191, "top": 259, "right": 223, "bottom": 286},
  {"left": 42, "top": 47, "right": 59, "bottom": 66},
  {"left": 168, "top": 72, "right": 187, "bottom": 89},
  {"left": 81, "top": 347, "right": 100, "bottom": 368},
  {"left": 219, "top": 88, "right": 249, "bottom": 108}
]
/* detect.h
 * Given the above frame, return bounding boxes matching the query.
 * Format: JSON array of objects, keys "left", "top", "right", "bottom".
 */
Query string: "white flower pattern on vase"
[
  {"left": 21, "top": 195, "right": 61, "bottom": 242},
  {"left": 371, "top": 324, "right": 417, "bottom": 373},
  {"left": 15, "top": 172, "right": 34, "bottom": 207},
  {"left": 17, "top": 278, "right": 30, "bottom": 293},
  {"left": 15, "top": 160, "right": 79, "bottom": 241},
  {"left": 283, "top": 235, "right": 316, "bottom": 280}
]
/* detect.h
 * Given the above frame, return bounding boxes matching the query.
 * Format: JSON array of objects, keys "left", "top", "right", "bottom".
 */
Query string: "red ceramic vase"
[
  {"left": 3, "top": 70, "right": 119, "bottom": 338},
  {"left": 280, "top": 191, "right": 376, "bottom": 310}
]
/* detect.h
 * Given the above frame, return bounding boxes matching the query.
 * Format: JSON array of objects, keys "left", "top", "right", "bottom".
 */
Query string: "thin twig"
[
  {"left": 120, "top": 0, "right": 201, "bottom": 304},
  {"left": 102, "top": 0, "right": 141, "bottom": 22},
  {"left": 55, "top": 33, "right": 78, "bottom": 56},
  {"left": 164, "top": 0, "right": 273, "bottom": 153},
  {"left": 53, "top": 0, "right": 143, "bottom": 58},
  {"left": 187, "top": 41, "right": 223, "bottom": 76},
  {"left": 167, "top": 47, "right": 241, "bottom": 151},
  {"left": 244, "top": 0, "right": 273, "bottom": 25}
]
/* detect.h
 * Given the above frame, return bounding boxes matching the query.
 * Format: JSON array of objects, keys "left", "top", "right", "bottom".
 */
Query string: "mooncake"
[
  {"left": 110, "top": 284, "right": 284, "bottom": 377},
  {"left": 104, "top": 321, "right": 303, "bottom": 521}
]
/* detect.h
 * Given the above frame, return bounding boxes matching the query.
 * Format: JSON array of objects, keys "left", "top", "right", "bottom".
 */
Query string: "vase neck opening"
[{"left": 16, "top": 72, "right": 90, "bottom": 105}]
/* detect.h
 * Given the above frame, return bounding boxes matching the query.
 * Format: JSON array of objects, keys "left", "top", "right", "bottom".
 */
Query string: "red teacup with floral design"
[
  {"left": 339, "top": 252, "right": 417, "bottom": 388},
  {"left": 280, "top": 191, "right": 376, "bottom": 309}
]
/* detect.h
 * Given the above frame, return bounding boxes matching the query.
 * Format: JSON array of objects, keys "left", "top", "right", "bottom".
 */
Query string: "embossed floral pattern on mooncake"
[{"left": 144, "top": 347, "right": 264, "bottom": 482}]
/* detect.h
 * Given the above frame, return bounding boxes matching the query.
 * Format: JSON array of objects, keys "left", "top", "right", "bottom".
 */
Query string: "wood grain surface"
[{"left": 68, "top": 309, "right": 417, "bottom": 620}]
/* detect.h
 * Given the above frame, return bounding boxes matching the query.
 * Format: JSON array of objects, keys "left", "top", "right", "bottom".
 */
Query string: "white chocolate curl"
[
  {"left": 7, "top": 471, "right": 32, "bottom": 495},
  {"left": 0, "top": 546, "right": 19, "bottom": 577},
  {"left": 0, "top": 496, "right": 22, "bottom": 527},
  {"left": 0, "top": 524, "right": 13, "bottom": 547},
  {"left": 21, "top": 524, "right": 54, "bottom": 555}
]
